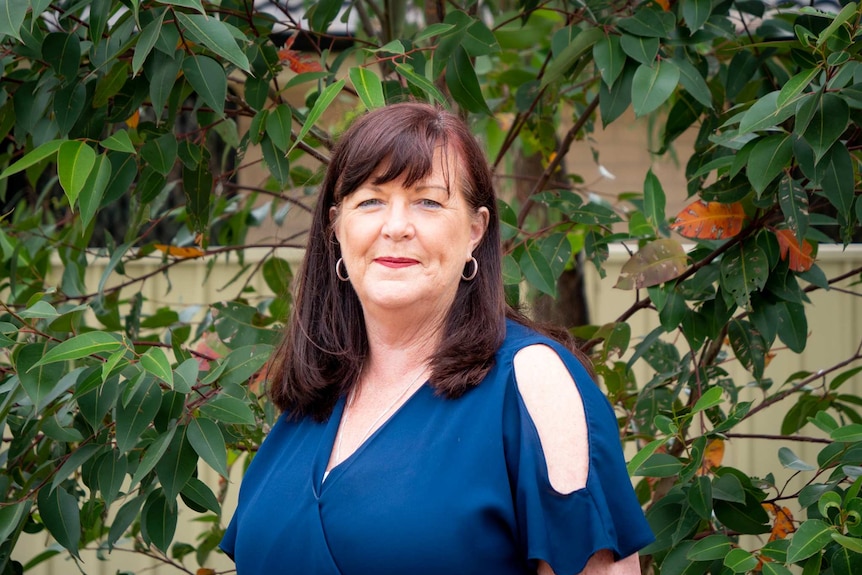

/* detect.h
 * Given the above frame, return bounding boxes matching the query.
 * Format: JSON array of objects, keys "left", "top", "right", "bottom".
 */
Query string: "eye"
[
  {"left": 356, "top": 198, "right": 382, "bottom": 208},
  {"left": 419, "top": 198, "right": 443, "bottom": 208}
]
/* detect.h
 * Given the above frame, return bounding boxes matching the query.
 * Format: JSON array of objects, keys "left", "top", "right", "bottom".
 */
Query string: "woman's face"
[{"left": 331, "top": 147, "right": 489, "bottom": 322}]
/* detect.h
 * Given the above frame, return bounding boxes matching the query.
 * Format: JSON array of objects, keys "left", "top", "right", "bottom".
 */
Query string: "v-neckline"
[{"left": 313, "top": 381, "right": 429, "bottom": 495}]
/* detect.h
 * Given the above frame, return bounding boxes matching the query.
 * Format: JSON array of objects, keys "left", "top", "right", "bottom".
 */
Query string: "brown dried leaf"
[
  {"left": 154, "top": 244, "right": 205, "bottom": 259},
  {"left": 615, "top": 238, "right": 688, "bottom": 290},
  {"left": 774, "top": 229, "right": 815, "bottom": 272},
  {"left": 670, "top": 200, "right": 746, "bottom": 239}
]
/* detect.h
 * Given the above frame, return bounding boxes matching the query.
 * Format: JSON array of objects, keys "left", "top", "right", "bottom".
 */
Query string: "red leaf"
[
  {"left": 278, "top": 49, "right": 323, "bottom": 73},
  {"left": 670, "top": 200, "right": 746, "bottom": 239},
  {"left": 774, "top": 229, "right": 814, "bottom": 272}
]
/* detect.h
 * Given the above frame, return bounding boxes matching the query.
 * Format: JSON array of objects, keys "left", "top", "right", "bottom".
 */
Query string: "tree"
[{"left": 1, "top": 0, "right": 861, "bottom": 573}]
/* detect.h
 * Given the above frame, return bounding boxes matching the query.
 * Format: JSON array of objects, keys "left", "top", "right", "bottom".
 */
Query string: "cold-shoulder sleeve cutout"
[
  {"left": 513, "top": 344, "right": 589, "bottom": 494},
  {"left": 504, "top": 337, "right": 654, "bottom": 575}
]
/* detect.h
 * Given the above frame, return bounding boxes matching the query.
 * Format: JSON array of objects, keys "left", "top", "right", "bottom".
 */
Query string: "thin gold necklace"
[{"left": 333, "top": 367, "right": 427, "bottom": 467}]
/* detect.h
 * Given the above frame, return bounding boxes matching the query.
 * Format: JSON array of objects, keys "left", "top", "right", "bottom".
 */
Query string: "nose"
[{"left": 381, "top": 201, "right": 414, "bottom": 240}]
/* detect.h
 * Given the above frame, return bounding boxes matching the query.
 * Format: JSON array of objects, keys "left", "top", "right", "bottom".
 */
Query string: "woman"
[{"left": 220, "top": 103, "right": 653, "bottom": 574}]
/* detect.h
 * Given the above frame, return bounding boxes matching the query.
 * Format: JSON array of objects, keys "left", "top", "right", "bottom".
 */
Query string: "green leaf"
[
  {"left": 747, "top": 134, "right": 793, "bottom": 197},
  {"left": 775, "top": 301, "right": 807, "bottom": 353},
  {"left": 0, "top": 0, "right": 27, "bottom": 42},
  {"left": 692, "top": 386, "right": 723, "bottom": 413},
  {"left": 728, "top": 319, "right": 767, "bottom": 379},
  {"left": 644, "top": 169, "right": 669, "bottom": 235},
  {"left": 37, "top": 486, "right": 81, "bottom": 559},
  {"left": 20, "top": 300, "right": 60, "bottom": 319},
  {"left": 816, "top": 1, "right": 858, "bottom": 47},
  {"left": 129, "top": 427, "right": 177, "bottom": 488},
  {"left": 183, "top": 157, "right": 214, "bottom": 233},
  {"left": 289, "top": 78, "right": 345, "bottom": 154},
  {"left": 633, "top": 453, "right": 683, "bottom": 477},
  {"left": 181, "top": 477, "right": 220, "bottom": 513},
  {"left": 396, "top": 63, "right": 448, "bottom": 105},
  {"left": 600, "top": 61, "right": 636, "bottom": 125},
  {"left": 349, "top": 67, "right": 385, "bottom": 110},
  {"left": 832, "top": 533, "right": 862, "bottom": 554},
  {"left": 95, "top": 449, "right": 127, "bottom": 508},
  {"left": 618, "top": 6, "right": 676, "bottom": 37},
  {"left": 626, "top": 437, "right": 667, "bottom": 476},
  {"left": 778, "top": 68, "right": 820, "bottom": 108},
  {"left": 100, "top": 130, "right": 136, "bottom": 154},
  {"left": 719, "top": 241, "right": 769, "bottom": 308},
  {"left": 53, "top": 83, "right": 86, "bottom": 136},
  {"left": 43, "top": 32, "right": 81, "bottom": 83},
  {"left": 787, "top": 519, "right": 835, "bottom": 563},
  {"left": 173, "top": 358, "right": 198, "bottom": 394},
  {"left": 737, "top": 91, "right": 801, "bottom": 135},
  {"left": 108, "top": 494, "right": 146, "bottom": 548},
  {"left": 601, "top": 322, "right": 631, "bottom": 359},
  {"left": 541, "top": 27, "right": 604, "bottom": 88},
  {"left": 803, "top": 93, "right": 849, "bottom": 163},
  {"left": 142, "top": 490, "right": 177, "bottom": 553},
  {"left": 682, "top": 0, "right": 712, "bottom": 32},
  {"left": 632, "top": 60, "right": 680, "bottom": 117},
  {"left": 133, "top": 10, "right": 165, "bottom": 75},
  {"left": 188, "top": 417, "right": 228, "bottom": 478},
  {"left": 141, "top": 133, "right": 177, "bottom": 176},
  {"left": 115, "top": 379, "right": 162, "bottom": 453},
  {"left": 712, "top": 473, "right": 745, "bottom": 503},
  {"left": 620, "top": 34, "right": 659, "bottom": 66},
  {"left": 265, "top": 104, "right": 292, "bottom": 151},
  {"left": 0, "top": 139, "right": 65, "bottom": 180},
  {"left": 156, "top": 0, "right": 205, "bottom": 15},
  {"left": 831, "top": 424, "right": 862, "bottom": 442},
  {"left": 688, "top": 475, "right": 713, "bottom": 520},
  {"left": 17, "top": 343, "right": 66, "bottom": 411},
  {"left": 414, "top": 23, "right": 455, "bottom": 43},
  {"left": 0, "top": 501, "right": 29, "bottom": 545},
  {"left": 155, "top": 426, "right": 198, "bottom": 500},
  {"left": 762, "top": 562, "right": 794, "bottom": 575},
  {"left": 30, "top": 332, "right": 123, "bottom": 369},
  {"left": 674, "top": 55, "right": 712, "bottom": 108},
  {"left": 779, "top": 446, "right": 817, "bottom": 471},
  {"left": 615, "top": 239, "right": 687, "bottom": 290},
  {"left": 183, "top": 54, "right": 227, "bottom": 117},
  {"left": 307, "top": 0, "right": 342, "bottom": 33},
  {"left": 51, "top": 444, "right": 103, "bottom": 491},
  {"left": 688, "top": 535, "right": 731, "bottom": 561},
  {"left": 724, "top": 548, "right": 758, "bottom": 573},
  {"left": 819, "top": 142, "right": 854, "bottom": 221},
  {"left": 141, "top": 347, "right": 174, "bottom": 388},
  {"left": 199, "top": 394, "right": 255, "bottom": 425},
  {"left": 593, "top": 35, "right": 625, "bottom": 88},
  {"left": 778, "top": 175, "right": 809, "bottom": 243},
  {"left": 174, "top": 12, "right": 250, "bottom": 73},
  {"left": 57, "top": 141, "right": 97, "bottom": 208},
  {"left": 260, "top": 134, "right": 289, "bottom": 187},
  {"left": 79, "top": 153, "right": 109, "bottom": 227},
  {"left": 446, "top": 46, "right": 491, "bottom": 114},
  {"left": 220, "top": 344, "right": 272, "bottom": 386},
  {"left": 518, "top": 244, "right": 557, "bottom": 297}
]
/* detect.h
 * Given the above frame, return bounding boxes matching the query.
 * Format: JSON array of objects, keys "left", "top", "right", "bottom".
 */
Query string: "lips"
[{"left": 375, "top": 257, "right": 419, "bottom": 268}]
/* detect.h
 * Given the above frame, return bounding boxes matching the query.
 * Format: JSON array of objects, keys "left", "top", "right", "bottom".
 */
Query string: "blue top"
[{"left": 220, "top": 320, "right": 653, "bottom": 574}]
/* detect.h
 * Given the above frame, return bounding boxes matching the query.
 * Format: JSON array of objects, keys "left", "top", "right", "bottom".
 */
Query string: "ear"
[
  {"left": 329, "top": 206, "right": 341, "bottom": 243},
  {"left": 468, "top": 206, "right": 490, "bottom": 253}
]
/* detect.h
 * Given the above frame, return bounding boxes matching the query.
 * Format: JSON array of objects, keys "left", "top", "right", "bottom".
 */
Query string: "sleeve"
[{"left": 503, "top": 342, "right": 654, "bottom": 575}]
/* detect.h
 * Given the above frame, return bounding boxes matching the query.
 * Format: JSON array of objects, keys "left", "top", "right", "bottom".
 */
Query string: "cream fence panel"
[{"left": 14, "top": 245, "right": 862, "bottom": 573}]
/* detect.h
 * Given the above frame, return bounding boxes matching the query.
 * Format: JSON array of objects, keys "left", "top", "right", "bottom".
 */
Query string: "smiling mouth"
[{"left": 375, "top": 257, "right": 418, "bottom": 268}]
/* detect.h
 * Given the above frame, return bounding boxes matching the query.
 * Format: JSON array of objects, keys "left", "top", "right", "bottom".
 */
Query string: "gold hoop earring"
[
  {"left": 461, "top": 257, "right": 478, "bottom": 281},
  {"left": 336, "top": 258, "right": 349, "bottom": 281}
]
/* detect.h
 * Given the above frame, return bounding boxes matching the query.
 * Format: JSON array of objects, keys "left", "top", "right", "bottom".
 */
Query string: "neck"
[{"left": 359, "top": 313, "right": 444, "bottom": 389}]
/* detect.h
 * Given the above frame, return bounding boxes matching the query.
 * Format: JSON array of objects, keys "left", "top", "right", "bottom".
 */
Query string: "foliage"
[{"left": 0, "top": 0, "right": 861, "bottom": 573}]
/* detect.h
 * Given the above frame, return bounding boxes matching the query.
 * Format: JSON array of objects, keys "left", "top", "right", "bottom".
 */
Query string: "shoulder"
[{"left": 512, "top": 343, "right": 590, "bottom": 494}]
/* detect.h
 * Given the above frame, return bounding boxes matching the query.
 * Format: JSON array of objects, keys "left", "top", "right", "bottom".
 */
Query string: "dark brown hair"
[{"left": 268, "top": 103, "right": 507, "bottom": 419}]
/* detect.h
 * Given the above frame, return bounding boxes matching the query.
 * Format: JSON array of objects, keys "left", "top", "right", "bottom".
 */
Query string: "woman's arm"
[{"left": 513, "top": 344, "right": 641, "bottom": 575}]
